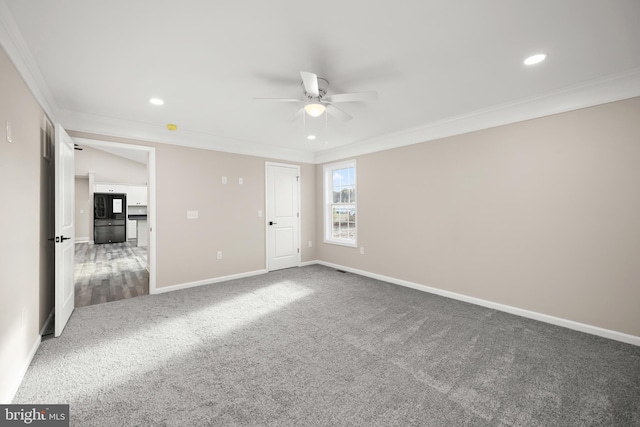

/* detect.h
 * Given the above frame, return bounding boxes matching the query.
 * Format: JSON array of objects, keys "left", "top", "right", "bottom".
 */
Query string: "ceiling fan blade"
[
  {"left": 325, "top": 91, "right": 378, "bottom": 103},
  {"left": 300, "top": 71, "right": 319, "bottom": 97},
  {"left": 253, "top": 97, "right": 304, "bottom": 102},
  {"left": 326, "top": 104, "right": 353, "bottom": 122}
]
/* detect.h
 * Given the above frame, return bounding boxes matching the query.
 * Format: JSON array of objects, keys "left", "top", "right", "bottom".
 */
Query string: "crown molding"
[
  {"left": 313, "top": 67, "right": 640, "bottom": 164},
  {"left": 0, "top": 1, "right": 60, "bottom": 121},
  {"left": 59, "top": 109, "right": 316, "bottom": 164}
]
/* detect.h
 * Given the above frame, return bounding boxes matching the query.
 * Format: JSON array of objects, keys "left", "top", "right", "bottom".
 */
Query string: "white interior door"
[
  {"left": 266, "top": 163, "right": 300, "bottom": 271},
  {"left": 54, "top": 124, "right": 75, "bottom": 337}
]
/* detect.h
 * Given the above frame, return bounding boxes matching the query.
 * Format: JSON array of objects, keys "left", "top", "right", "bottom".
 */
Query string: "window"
[{"left": 324, "top": 160, "right": 357, "bottom": 246}]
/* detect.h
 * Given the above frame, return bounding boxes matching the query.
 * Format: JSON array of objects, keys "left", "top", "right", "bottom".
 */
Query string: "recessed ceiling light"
[
  {"left": 149, "top": 98, "right": 164, "bottom": 105},
  {"left": 524, "top": 53, "right": 547, "bottom": 66},
  {"left": 307, "top": 135, "right": 316, "bottom": 140}
]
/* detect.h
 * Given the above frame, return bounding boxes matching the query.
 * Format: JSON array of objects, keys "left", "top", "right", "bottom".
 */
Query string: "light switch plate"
[
  {"left": 187, "top": 210, "right": 199, "bottom": 219},
  {"left": 221, "top": 176, "right": 227, "bottom": 184},
  {"left": 238, "top": 177, "right": 243, "bottom": 185}
]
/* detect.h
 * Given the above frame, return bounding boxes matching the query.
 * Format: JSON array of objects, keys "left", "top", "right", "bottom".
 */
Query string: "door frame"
[
  {"left": 73, "top": 138, "right": 157, "bottom": 293},
  {"left": 265, "top": 161, "right": 301, "bottom": 271}
]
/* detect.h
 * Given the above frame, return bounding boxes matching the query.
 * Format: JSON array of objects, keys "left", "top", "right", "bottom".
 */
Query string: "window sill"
[{"left": 323, "top": 239, "right": 358, "bottom": 248}]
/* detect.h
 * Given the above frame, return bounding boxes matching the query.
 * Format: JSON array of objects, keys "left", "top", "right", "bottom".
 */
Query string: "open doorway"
[{"left": 72, "top": 138, "right": 156, "bottom": 307}]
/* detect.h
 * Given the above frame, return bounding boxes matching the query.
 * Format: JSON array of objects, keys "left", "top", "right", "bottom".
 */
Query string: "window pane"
[
  {"left": 331, "top": 204, "right": 355, "bottom": 241},
  {"left": 342, "top": 168, "right": 352, "bottom": 186},
  {"left": 340, "top": 188, "right": 350, "bottom": 203},
  {"left": 325, "top": 162, "right": 356, "bottom": 245},
  {"left": 333, "top": 167, "right": 354, "bottom": 188},
  {"left": 333, "top": 169, "right": 346, "bottom": 187}
]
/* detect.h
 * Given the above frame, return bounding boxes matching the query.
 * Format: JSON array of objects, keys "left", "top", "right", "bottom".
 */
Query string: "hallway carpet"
[{"left": 14, "top": 265, "right": 640, "bottom": 426}]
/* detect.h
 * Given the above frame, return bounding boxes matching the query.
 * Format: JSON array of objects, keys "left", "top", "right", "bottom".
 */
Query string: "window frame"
[{"left": 323, "top": 159, "right": 358, "bottom": 248}]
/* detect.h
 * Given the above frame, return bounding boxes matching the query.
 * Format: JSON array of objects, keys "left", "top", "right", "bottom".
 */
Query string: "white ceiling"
[
  {"left": 1, "top": 1, "right": 639, "bottom": 163},
  {"left": 88, "top": 144, "right": 148, "bottom": 165}
]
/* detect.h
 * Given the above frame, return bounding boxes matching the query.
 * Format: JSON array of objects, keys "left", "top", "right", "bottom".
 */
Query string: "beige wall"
[
  {"left": 0, "top": 46, "right": 53, "bottom": 402},
  {"left": 316, "top": 97, "right": 640, "bottom": 337},
  {"left": 75, "top": 145, "right": 147, "bottom": 184},
  {"left": 68, "top": 131, "right": 317, "bottom": 289},
  {"left": 300, "top": 163, "right": 316, "bottom": 254},
  {"left": 75, "top": 177, "right": 91, "bottom": 240}
]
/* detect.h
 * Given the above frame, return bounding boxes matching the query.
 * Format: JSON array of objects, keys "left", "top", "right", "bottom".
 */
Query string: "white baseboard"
[
  {"left": 2, "top": 335, "right": 41, "bottom": 404},
  {"left": 151, "top": 269, "right": 268, "bottom": 295},
  {"left": 300, "top": 260, "right": 317, "bottom": 267},
  {"left": 313, "top": 260, "right": 640, "bottom": 347},
  {"left": 75, "top": 237, "right": 90, "bottom": 243}
]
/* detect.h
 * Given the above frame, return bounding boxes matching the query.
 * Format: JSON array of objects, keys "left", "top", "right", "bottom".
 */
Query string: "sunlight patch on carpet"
[{"left": 25, "top": 280, "right": 314, "bottom": 402}]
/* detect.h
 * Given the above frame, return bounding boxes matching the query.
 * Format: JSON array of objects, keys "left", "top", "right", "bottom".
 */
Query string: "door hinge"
[
  {"left": 298, "top": 248, "right": 300, "bottom": 253},
  {"left": 296, "top": 176, "right": 300, "bottom": 182},
  {"left": 297, "top": 212, "right": 299, "bottom": 218}
]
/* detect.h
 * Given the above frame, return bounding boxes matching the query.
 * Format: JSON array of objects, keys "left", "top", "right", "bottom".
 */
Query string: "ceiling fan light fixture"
[{"left": 304, "top": 103, "right": 326, "bottom": 117}]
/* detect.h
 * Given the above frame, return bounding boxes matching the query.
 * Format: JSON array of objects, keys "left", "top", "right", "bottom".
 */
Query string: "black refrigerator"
[{"left": 94, "top": 193, "right": 127, "bottom": 244}]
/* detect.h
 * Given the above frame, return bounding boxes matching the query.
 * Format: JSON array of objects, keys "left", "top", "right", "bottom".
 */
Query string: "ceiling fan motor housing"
[{"left": 302, "top": 77, "right": 329, "bottom": 99}]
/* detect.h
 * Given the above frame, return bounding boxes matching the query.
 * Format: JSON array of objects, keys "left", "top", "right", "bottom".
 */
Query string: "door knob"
[{"left": 269, "top": 221, "right": 277, "bottom": 225}]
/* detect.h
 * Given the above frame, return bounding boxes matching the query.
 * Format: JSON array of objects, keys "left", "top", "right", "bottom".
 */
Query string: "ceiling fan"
[{"left": 254, "top": 71, "right": 377, "bottom": 122}]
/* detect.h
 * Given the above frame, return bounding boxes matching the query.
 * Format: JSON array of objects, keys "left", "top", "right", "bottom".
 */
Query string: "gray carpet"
[{"left": 14, "top": 265, "right": 640, "bottom": 426}]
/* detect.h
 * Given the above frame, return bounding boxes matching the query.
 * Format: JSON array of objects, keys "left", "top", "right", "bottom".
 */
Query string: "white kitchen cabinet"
[
  {"left": 127, "top": 218, "right": 137, "bottom": 240},
  {"left": 126, "top": 186, "right": 147, "bottom": 240},
  {"left": 128, "top": 186, "right": 147, "bottom": 206},
  {"left": 94, "top": 183, "right": 109, "bottom": 192},
  {"left": 95, "top": 184, "right": 146, "bottom": 205},
  {"left": 94, "top": 183, "right": 129, "bottom": 194}
]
